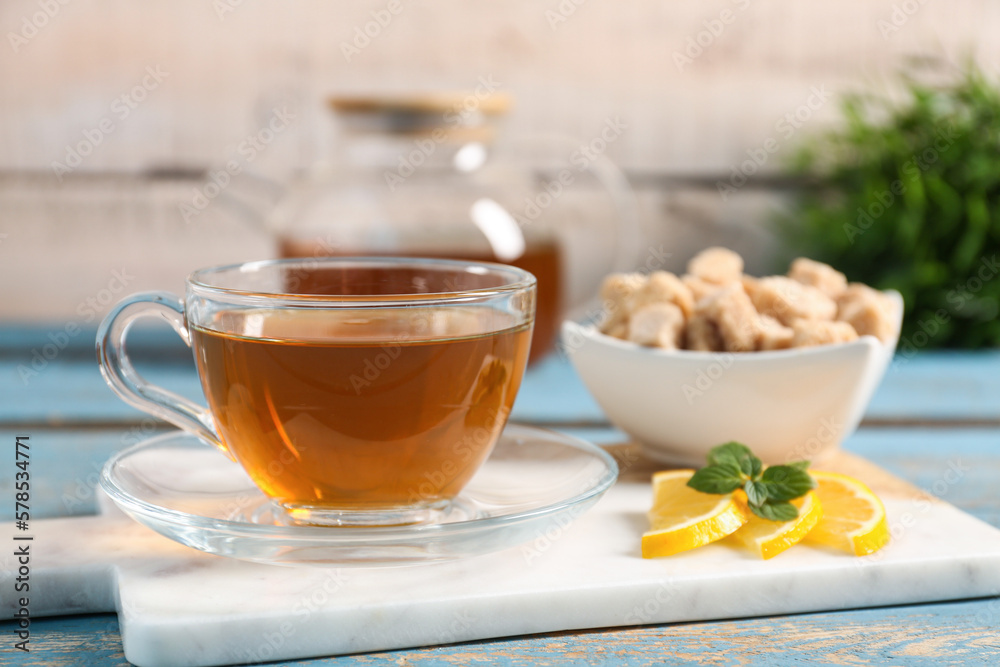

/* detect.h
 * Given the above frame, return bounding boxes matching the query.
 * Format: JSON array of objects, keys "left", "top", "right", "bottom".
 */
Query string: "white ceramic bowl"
[{"left": 561, "top": 291, "right": 902, "bottom": 466}]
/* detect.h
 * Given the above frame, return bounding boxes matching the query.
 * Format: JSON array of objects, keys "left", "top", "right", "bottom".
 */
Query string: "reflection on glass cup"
[{"left": 97, "top": 258, "right": 536, "bottom": 526}]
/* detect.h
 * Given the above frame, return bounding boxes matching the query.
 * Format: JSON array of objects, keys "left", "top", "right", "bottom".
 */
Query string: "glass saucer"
[{"left": 100, "top": 424, "right": 618, "bottom": 567}]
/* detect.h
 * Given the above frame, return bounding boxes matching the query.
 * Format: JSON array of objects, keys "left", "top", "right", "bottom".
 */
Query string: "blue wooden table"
[{"left": 1, "top": 329, "right": 999, "bottom": 666}]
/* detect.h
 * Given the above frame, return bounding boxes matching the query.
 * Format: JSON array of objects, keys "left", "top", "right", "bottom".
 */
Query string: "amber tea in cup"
[
  {"left": 97, "top": 258, "right": 536, "bottom": 526},
  {"left": 192, "top": 307, "right": 530, "bottom": 518}
]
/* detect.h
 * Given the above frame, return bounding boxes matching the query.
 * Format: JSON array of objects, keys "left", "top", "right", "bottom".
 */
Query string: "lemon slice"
[
  {"left": 642, "top": 470, "right": 750, "bottom": 558},
  {"left": 805, "top": 471, "right": 889, "bottom": 556},
  {"left": 731, "top": 491, "right": 823, "bottom": 559}
]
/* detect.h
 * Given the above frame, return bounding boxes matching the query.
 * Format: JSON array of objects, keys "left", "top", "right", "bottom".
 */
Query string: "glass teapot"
[{"left": 264, "top": 92, "right": 640, "bottom": 362}]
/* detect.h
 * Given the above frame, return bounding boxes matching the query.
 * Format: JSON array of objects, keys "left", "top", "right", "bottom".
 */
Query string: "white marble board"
[{"left": 3, "top": 447, "right": 1000, "bottom": 667}]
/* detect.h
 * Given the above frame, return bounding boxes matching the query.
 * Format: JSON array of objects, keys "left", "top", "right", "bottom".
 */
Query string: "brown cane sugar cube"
[
  {"left": 598, "top": 272, "right": 646, "bottom": 333},
  {"left": 756, "top": 314, "right": 795, "bottom": 351},
  {"left": 628, "top": 271, "right": 695, "bottom": 318},
  {"left": 600, "top": 272, "right": 647, "bottom": 303},
  {"left": 627, "top": 302, "right": 685, "bottom": 349},
  {"left": 682, "top": 274, "right": 725, "bottom": 303},
  {"left": 790, "top": 319, "right": 859, "bottom": 348},
  {"left": 687, "top": 247, "right": 745, "bottom": 285},
  {"left": 604, "top": 321, "right": 629, "bottom": 340},
  {"left": 698, "top": 284, "right": 760, "bottom": 352},
  {"left": 788, "top": 257, "right": 848, "bottom": 298},
  {"left": 748, "top": 276, "right": 837, "bottom": 325},
  {"left": 685, "top": 312, "right": 724, "bottom": 351},
  {"left": 836, "top": 283, "right": 897, "bottom": 343}
]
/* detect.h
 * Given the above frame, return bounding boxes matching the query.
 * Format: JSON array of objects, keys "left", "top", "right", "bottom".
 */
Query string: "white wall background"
[{"left": 2, "top": 0, "right": 997, "bottom": 320}]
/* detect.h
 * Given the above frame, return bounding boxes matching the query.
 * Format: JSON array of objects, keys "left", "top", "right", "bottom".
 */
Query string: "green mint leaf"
[
  {"left": 708, "top": 442, "right": 762, "bottom": 483},
  {"left": 687, "top": 463, "right": 744, "bottom": 495},
  {"left": 751, "top": 501, "right": 799, "bottom": 522},
  {"left": 786, "top": 460, "right": 811, "bottom": 472},
  {"left": 744, "top": 480, "right": 769, "bottom": 506},
  {"left": 707, "top": 442, "right": 754, "bottom": 469},
  {"left": 740, "top": 455, "right": 763, "bottom": 479},
  {"left": 760, "top": 466, "right": 816, "bottom": 501}
]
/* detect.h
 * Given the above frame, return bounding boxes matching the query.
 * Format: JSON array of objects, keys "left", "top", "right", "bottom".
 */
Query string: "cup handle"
[{"left": 96, "top": 291, "right": 232, "bottom": 459}]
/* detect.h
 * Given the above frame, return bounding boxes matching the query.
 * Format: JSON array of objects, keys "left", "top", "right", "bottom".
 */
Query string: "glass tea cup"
[{"left": 97, "top": 257, "right": 536, "bottom": 526}]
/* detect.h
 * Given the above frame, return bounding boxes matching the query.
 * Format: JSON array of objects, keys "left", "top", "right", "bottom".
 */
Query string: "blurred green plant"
[{"left": 778, "top": 65, "right": 1000, "bottom": 349}]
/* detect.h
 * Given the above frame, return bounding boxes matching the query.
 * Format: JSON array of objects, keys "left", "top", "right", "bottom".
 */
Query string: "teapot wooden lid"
[{"left": 327, "top": 92, "right": 512, "bottom": 116}]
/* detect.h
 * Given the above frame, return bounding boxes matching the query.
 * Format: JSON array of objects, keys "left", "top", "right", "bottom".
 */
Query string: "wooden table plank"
[
  {"left": 0, "top": 358, "right": 202, "bottom": 426},
  {"left": 873, "top": 352, "right": 1000, "bottom": 425},
  {"left": 3, "top": 351, "right": 1000, "bottom": 427},
  {"left": 0, "top": 615, "right": 129, "bottom": 667},
  {"left": 0, "top": 425, "right": 631, "bottom": 522},
  {"left": 843, "top": 428, "right": 1000, "bottom": 529},
  {"left": 4, "top": 597, "right": 1000, "bottom": 666},
  {"left": 521, "top": 351, "right": 1000, "bottom": 425},
  {"left": 2, "top": 426, "right": 997, "bottom": 527},
  {"left": 2, "top": 337, "right": 998, "bottom": 666},
  {"left": 0, "top": 427, "right": 169, "bottom": 520}
]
